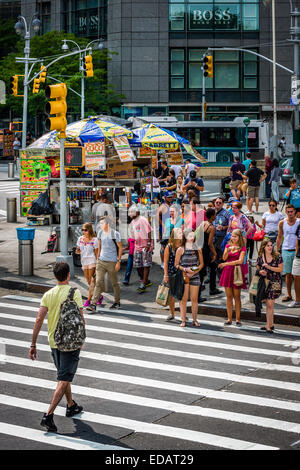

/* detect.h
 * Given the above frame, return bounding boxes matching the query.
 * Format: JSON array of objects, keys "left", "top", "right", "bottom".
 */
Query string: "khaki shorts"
[
  {"left": 229, "top": 180, "right": 241, "bottom": 190},
  {"left": 292, "top": 257, "right": 300, "bottom": 276},
  {"left": 247, "top": 185, "right": 260, "bottom": 198}
]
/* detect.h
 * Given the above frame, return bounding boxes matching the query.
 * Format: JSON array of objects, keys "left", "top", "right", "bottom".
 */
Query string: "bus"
[{"left": 131, "top": 116, "right": 269, "bottom": 165}]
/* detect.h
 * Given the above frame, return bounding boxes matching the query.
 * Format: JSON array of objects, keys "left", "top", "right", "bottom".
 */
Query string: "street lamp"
[
  {"left": 14, "top": 13, "right": 40, "bottom": 149},
  {"left": 243, "top": 117, "right": 250, "bottom": 155},
  {"left": 61, "top": 38, "right": 104, "bottom": 120}
]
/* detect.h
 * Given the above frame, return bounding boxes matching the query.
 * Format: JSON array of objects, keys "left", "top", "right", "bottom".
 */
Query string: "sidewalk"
[{"left": 0, "top": 200, "right": 299, "bottom": 326}]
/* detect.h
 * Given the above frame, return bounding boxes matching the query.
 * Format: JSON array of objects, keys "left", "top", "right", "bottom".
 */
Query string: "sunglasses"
[
  {"left": 215, "top": 201, "right": 222, "bottom": 204},
  {"left": 269, "top": 204, "right": 276, "bottom": 207},
  {"left": 82, "top": 228, "right": 88, "bottom": 231}
]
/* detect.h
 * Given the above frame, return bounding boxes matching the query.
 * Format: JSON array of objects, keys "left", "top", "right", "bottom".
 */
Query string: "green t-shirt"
[{"left": 41, "top": 285, "right": 83, "bottom": 349}]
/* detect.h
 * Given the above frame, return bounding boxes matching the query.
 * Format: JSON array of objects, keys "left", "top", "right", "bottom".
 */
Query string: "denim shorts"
[{"left": 51, "top": 348, "right": 80, "bottom": 382}]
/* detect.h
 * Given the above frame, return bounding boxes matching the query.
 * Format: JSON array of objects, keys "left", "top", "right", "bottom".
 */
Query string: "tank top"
[{"left": 282, "top": 219, "right": 300, "bottom": 250}]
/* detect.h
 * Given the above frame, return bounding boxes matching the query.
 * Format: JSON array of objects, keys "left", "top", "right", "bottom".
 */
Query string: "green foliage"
[
  {"left": 0, "top": 19, "right": 19, "bottom": 59},
  {"left": 0, "top": 29, "right": 124, "bottom": 121}
]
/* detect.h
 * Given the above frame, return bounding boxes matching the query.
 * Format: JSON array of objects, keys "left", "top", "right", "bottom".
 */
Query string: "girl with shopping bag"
[
  {"left": 162, "top": 228, "right": 183, "bottom": 321},
  {"left": 218, "top": 229, "right": 247, "bottom": 327}
]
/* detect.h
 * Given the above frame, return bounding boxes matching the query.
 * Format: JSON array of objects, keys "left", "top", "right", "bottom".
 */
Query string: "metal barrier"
[
  {"left": 6, "top": 197, "right": 17, "bottom": 223},
  {"left": 8, "top": 162, "right": 15, "bottom": 179},
  {"left": 18, "top": 239, "right": 34, "bottom": 276}
]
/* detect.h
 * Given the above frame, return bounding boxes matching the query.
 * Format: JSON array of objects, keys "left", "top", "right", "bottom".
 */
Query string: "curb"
[{"left": 0, "top": 277, "right": 299, "bottom": 327}]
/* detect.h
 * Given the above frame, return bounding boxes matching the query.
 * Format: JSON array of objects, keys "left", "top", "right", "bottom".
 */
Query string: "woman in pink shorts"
[{"left": 76, "top": 223, "right": 101, "bottom": 307}]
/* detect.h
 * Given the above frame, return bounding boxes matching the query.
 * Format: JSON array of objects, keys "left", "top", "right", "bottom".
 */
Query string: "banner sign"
[
  {"left": 112, "top": 135, "right": 135, "bottom": 162},
  {"left": 84, "top": 141, "right": 105, "bottom": 157},
  {"left": 182, "top": 143, "right": 207, "bottom": 163},
  {"left": 189, "top": 4, "right": 240, "bottom": 31},
  {"left": 85, "top": 156, "right": 106, "bottom": 171}
]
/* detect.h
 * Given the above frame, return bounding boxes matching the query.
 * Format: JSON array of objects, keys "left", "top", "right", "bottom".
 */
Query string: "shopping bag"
[
  {"left": 156, "top": 284, "right": 169, "bottom": 306},
  {"left": 234, "top": 265, "right": 243, "bottom": 286},
  {"left": 169, "top": 269, "right": 185, "bottom": 301},
  {"left": 249, "top": 275, "right": 260, "bottom": 295}
]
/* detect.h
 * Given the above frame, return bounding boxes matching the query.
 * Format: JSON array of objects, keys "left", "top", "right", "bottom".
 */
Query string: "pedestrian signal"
[
  {"left": 203, "top": 55, "right": 213, "bottom": 78},
  {"left": 32, "top": 78, "right": 40, "bottom": 94},
  {"left": 10, "top": 75, "right": 18, "bottom": 96},
  {"left": 45, "top": 83, "right": 67, "bottom": 134},
  {"left": 83, "top": 55, "right": 93, "bottom": 77},
  {"left": 39, "top": 65, "right": 47, "bottom": 83}
]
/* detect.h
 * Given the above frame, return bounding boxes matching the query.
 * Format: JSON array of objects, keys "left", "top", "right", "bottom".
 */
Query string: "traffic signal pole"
[
  {"left": 291, "top": 6, "right": 300, "bottom": 181},
  {"left": 202, "top": 73, "right": 206, "bottom": 122},
  {"left": 21, "top": 31, "right": 30, "bottom": 149}
]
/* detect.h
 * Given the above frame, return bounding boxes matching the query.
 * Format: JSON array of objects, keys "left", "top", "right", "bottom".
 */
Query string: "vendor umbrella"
[{"left": 129, "top": 123, "right": 189, "bottom": 150}]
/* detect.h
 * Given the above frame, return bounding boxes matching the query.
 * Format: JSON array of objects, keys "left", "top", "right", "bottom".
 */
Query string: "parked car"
[{"left": 280, "top": 157, "right": 294, "bottom": 186}]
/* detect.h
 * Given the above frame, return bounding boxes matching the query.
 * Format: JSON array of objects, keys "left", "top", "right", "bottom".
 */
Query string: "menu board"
[
  {"left": 84, "top": 142, "right": 105, "bottom": 157},
  {"left": 107, "top": 161, "right": 135, "bottom": 179},
  {"left": 85, "top": 156, "right": 106, "bottom": 171},
  {"left": 166, "top": 151, "right": 184, "bottom": 165}
]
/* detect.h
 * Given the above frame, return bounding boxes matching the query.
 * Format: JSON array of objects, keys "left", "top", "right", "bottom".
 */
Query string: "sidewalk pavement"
[{"left": 0, "top": 200, "right": 299, "bottom": 326}]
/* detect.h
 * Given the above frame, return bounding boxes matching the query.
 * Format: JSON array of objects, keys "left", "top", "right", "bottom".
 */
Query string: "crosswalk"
[
  {"left": 1, "top": 294, "right": 300, "bottom": 450},
  {"left": 0, "top": 181, "right": 20, "bottom": 196}
]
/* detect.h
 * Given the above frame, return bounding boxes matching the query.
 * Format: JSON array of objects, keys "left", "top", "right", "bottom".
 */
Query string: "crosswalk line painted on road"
[
  {"left": 0, "top": 303, "right": 299, "bottom": 350},
  {"left": 2, "top": 352, "right": 300, "bottom": 395},
  {"left": 0, "top": 392, "right": 280, "bottom": 449},
  {"left": 4, "top": 295, "right": 300, "bottom": 340},
  {"left": 1, "top": 373, "right": 300, "bottom": 435},
  {"left": 0, "top": 312, "right": 298, "bottom": 360},
  {"left": 0, "top": 421, "right": 128, "bottom": 451},
  {"left": 2, "top": 334, "right": 300, "bottom": 377}
]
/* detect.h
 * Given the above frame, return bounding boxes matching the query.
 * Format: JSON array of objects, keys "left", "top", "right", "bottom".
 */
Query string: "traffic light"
[
  {"left": 45, "top": 83, "right": 67, "bottom": 134},
  {"left": 83, "top": 55, "right": 93, "bottom": 77},
  {"left": 203, "top": 55, "right": 213, "bottom": 78},
  {"left": 32, "top": 78, "right": 40, "bottom": 94},
  {"left": 9, "top": 75, "right": 18, "bottom": 96},
  {"left": 39, "top": 65, "right": 47, "bottom": 83}
]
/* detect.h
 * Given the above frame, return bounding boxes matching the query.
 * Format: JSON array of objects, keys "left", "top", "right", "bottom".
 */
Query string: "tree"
[{"left": 0, "top": 30, "right": 125, "bottom": 129}]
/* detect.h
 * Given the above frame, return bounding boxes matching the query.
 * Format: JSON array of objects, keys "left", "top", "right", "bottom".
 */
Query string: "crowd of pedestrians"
[{"left": 71, "top": 155, "right": 300, "bottom": 333}]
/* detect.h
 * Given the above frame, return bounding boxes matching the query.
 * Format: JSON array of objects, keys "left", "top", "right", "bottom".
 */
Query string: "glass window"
[
  {"left": 243, "top": 3, "right": 259, "bottom": 30},
  {"left": 170, "top": 4, "right": 185, "bottom": 30},
  {"left": 189, "top": 63, "right": 202, "bottom": 88},
  {"left": 171, "top": 77, "right": 185, "bottom": 88},
  {"left": 215, "top": 63, "right": 239, "bottom": 88},
  {"left": 171, "top": 62, "right": 185, "bottom": 75},
  {"left": 171, "top": 49, "right": 185, "bottom": 61}
]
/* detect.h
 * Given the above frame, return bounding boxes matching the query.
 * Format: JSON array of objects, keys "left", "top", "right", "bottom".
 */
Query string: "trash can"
[
  {"left": 16, "top": 228, "right": 36, "bottom": 276},
  {"left": 7, "top": 197, "right": 17, "bottom": 223},
  {"left": 8, "top": 162, "right": 15, "bottom": 179}
]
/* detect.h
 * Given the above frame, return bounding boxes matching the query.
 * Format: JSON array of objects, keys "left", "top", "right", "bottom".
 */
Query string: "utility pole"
[
  {"left": 272, "top": 0, "right": 278, "bottom": 159},
  {"left": 290, "top": 6, "right": 300, "bottom": 182}
]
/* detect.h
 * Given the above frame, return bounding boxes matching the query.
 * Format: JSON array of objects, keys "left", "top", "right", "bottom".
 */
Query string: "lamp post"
[
  {"left": 243, "top": 117, "right": 250, "bottom": 156},
  {"left": 14, "top": 13, "right": 40, "bottom": 149},
  {"left": 272, "top": 0, "right": 278, "bottom": 160},
  {"left": 62, "top": 38, "right": 104, "bottom": 120}
]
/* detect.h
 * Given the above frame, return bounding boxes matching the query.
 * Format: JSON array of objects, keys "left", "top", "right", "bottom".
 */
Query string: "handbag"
[
  {"left": 234, "top": 265, "right": 243, "bottom": 286},
  {"left": 253, "top": 230, "right": 266, "bottom": 241},
  {"left": 156, "top": 283, "right": 169, "bottom": 307},
  {"left": 169, "top": 269, "right": 185, "bottom": 301}
]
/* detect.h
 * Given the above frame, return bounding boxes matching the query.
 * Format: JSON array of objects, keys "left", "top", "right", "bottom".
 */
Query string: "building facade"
[{"left": 21, "top": 0, "right": 295, "bottom": 150}]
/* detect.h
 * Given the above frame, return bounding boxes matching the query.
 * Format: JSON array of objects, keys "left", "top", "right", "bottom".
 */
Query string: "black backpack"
[{"left": 54, "top": 288, "right": 86, "bottom": 352}]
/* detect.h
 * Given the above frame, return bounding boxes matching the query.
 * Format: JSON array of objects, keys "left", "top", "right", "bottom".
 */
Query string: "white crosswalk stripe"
[
  {"left": 0, "top": 181, "right": 19, "bottom": 194},
  {"left": 0, "top": 295, "right": 300, "bottom": 450}
]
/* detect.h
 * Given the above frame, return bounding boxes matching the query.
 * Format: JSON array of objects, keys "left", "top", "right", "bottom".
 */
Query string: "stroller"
[{"left": 220, "top": 176, "right": 232, "bottom": 201}]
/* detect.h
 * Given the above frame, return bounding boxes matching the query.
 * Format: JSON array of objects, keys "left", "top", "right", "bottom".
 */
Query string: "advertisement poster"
[
  {"left": 139, "top": 147, "right": 157, "bottom": 159},
  {"left": 85, "top": 156, "right": 106, "bottom": 171},
  {"left": 107, "top": 161, "right": 135, "bottom": 179},
  {"left": 84, "top": 142, "right": 105, "bottom": 157},
  {"left": 112, "top": 135, "right": 135, "bottom": 162},
  {"left": 20, "top": 158, "right": 51, "bottom": 184},
  {"left": 166, "top": 151, "right": 184, "bottom": 165},
  {"left": 182, "top": 143, "right": 207, "bottom": 163},
  {"left": 21, "top": 189, "right": 44, "bottom": 216}
]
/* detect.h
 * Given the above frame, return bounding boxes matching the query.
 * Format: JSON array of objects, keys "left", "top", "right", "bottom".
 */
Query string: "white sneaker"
[
  {"left": 245, "top": 211, "right": 252, "bottom": 216},
  {"left": 288, "top": 301, "right": 300, "bottom": 308}
]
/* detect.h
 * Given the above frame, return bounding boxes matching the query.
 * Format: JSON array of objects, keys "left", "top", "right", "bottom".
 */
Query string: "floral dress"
[{"left": 256, "top": 255, "right": 283, "bottom": 300}]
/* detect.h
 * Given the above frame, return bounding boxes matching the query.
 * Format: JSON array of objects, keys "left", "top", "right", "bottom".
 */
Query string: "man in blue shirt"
[
  {"left": 183, "top": 170, "right": 204, "bottom": 199},
  {"left": 213, "top": 196, "right": 230, "bottom": 268},
  {"left": 285, "top": 178, "right": 300, "bottom": 214},
  {"left": 229, "top": 157, "right": 245, "bottom": 199},
  {"left": 243, "top": 152, "right": 252, "bottom": 171}
]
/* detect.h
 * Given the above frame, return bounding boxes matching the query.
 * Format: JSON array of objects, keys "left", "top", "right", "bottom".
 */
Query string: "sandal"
[
  {"left": 179, "top": 322, "right": 186, "bottom": 328},
  {"left": 192, "top": 321, "right": 200, "bottom": 328},
  {"left": 224, "top": 321, "right": 232, "bottom": 325},
  {"left": 282, "top": 296, "right": 293, "bottom": 302}
]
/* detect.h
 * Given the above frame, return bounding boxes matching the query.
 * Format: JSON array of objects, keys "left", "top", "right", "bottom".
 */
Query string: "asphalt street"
[{"left": 0, "top": 293, "right": 300, "bottom": 450}]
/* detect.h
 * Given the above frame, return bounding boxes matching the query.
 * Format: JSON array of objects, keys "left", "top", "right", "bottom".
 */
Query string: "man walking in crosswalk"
[{"left": 29, "top": 262, "right": 85, "bottom": 432}]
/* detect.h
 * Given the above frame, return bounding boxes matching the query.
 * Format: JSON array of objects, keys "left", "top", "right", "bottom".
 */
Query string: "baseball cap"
[
  {"left": 228, "top": 197, "right": 238, "bottom": 203},
  {"left": 164, "top": 191, "right": 173, "bottom": 198}
]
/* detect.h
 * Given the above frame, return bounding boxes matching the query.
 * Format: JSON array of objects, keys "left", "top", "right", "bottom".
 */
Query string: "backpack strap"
[{"left": 67, "top": 287, "right": 76, "bottom": 301}]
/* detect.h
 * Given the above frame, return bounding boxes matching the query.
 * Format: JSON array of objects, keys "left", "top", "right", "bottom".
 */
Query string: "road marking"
[
  {"left": 2, "top": 352, "right": 300, "bottom": 395},
  {"left": 2, "top": 334, "right": 300, "bottom": 376},
  {"left": 0, "top": 421, "right": 128, "bottom": 451},
  {"left": 0, "top": 304, "right": 298, "bottom": 350},
  {"left": 4, "top": 296, "right": 300, "bottom": 340},
  {"left": 0, "top": 393, "right": 279, "bottom": 450},
  {"left": 0, "top": 312, "right": 297, "bottom": 359}
]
